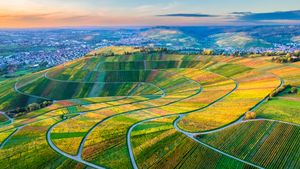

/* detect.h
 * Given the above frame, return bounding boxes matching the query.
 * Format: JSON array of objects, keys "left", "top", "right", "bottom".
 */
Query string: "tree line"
[{"left": 7, "top": 101, "right": 53, "bottom": 118}]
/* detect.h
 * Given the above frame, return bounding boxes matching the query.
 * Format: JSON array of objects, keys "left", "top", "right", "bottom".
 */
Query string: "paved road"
[
  {"left": 46, "top": 119, "right": 105, "bottom": 169},
  {"left": 177, "top": 73, "right": 284, "bottom": 136},
  {"left": 46, "top": 80, "right": 168, "bottom": 168},
  {"left": 74, "top": 73, "right": 203, "bottom": 168},
  {"left": 46, "top": 71, "right": 166, "bottom": 98},
  {"left": 246, "top": 119, "right": 300, "bottom": 127},
  {"left": 0, "top": 112, "right": 14, "bottom": 124},
  {"left": 126, "top": 113, "right": 264, "bottom": 169},
  {"left": 7, "top": 62, "right": 289, "bottom": 168},
  {"left": 0, "top": 126, "right": 23, "bottom": 149},
  {"left": 125, "top": 73, "right": 236, "bottom": 169},
  {"left": 14, "top": 74, "right": 50, "bottom": 100},
  {"left": 15, "top": 70, "right": 165, "bottom": 102},
  {"left": 45, "top": 74, "right": 170, "bottom": 164},
  {"left": 173, "top": 115, "right": 264, "bottom": 169},
  {"left": 127, "top": 114, "right": 178, "bottom": 169},
  {"left": 13, "top": 66, "right": 260, "bottom": 169},
  {"left": 77, "top": 77, "right": 202, "bottom": 159},
  {"left": 126, "top": 71, "right": 285, "bottom": 168}
]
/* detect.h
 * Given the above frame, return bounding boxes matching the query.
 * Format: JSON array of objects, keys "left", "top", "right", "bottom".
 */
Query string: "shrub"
[
  {"left": 42, "top": 101, "right": 52, "bottom": 107},
  {"left": 269, "top": 85, "right": 288, "bottom": 98},
  {"left": 291, "top": 87, "right": 298, "bottom": 94},
  {"left": 27, "top": 103, "right": 40, "bottom": 112},
  {"left": 245, "top": 112, "right": 256, "bottom": 120},
  {"left": 202, "top": 49, "right": 214, "bottom": 55},
  {"left": 294, "top": 50, "right": 300, "bottom": 57}
]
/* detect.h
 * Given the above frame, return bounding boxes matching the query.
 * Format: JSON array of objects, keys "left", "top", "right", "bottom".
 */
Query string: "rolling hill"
[{"left": 0, "top": 46, "right": 299, "bottom": 169}]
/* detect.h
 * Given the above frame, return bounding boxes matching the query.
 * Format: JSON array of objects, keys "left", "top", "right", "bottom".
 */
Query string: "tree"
[
  {"left": 291, "top": 87, "right": 298, "bottom": 94},
  {"left": 15, "top": 107, "right": 21, "bottom": 113},
  {"left": 286, "top": 53, "right": 292, "bottom": 62},
  {"left": 294, "top": 50, "right": 300, "bottom": 57},
  {"left": 276, "top": 51, "right": 286, "bottom": 56},
  {"left": 27, "top": 103, "right": 40, "bottom": 112},
  {"left": 202, "top": 49, "right": 214, "bottom": 55},
  {"left": 42, "top": 100, "right": 52, "bottom": 107},
  {"left": 245, "top": 112, "right": 256, "bottom": 120},
  {"left": 264, "top": 51, "right": 275, "bottom": 56}
]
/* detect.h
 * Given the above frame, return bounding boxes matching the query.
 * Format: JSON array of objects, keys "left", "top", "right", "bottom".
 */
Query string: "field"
[
  {"left": 197, "top": 120, "right": 300, "bottom": 168},
  {"left": 0, "top": 47, "right": 299, "bottom": 169},
  {"left": 255, "top": 87, "right": 300, "bottom": 124}
]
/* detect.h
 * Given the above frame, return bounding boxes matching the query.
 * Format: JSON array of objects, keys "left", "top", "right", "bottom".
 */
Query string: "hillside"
[
  {"left": 210, "top": 32, "right": 271, "bottom": 49},
  {"left": 0, "top": 47, "right": 299, "bottom": 169}
]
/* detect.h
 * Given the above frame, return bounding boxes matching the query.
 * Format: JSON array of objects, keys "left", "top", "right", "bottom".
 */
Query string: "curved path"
[
  {"left": 0, "top": 126, "right": 23, "bottom": 149},
  {"left": 14, "top": 74, "right": 50, "bottom": 100},
  {"left": 45, "top": 71, "right": 165, "bottom": 97},
  {"left": 45, "top": 70, "right": 178, "bottom": 167},
  {"left": 46, "top": 119, "right": 105, "bottom": 169},
  {"left": 244, "top": 118, "right": 300, "bottom": 127},
  {"left": 14, "top": 70, "right": 166, "bottom": 102},
  {"left": 173, "top": 115, "right": 264, "bottom": 169},
  {"left": 0, "top": 95, "right": 130, "bottom": 133},
  {"left": 127, "top": 72, "right": 284, "bottom": 169},
  {"left": 46, "top": 72, "right": 201, "bottom": 168},
  {"left": 127, "top": 114, "right": 178, "bottom": 169},
  {"left": 11, "top": 64, "right": 264, "bottom": 169},
  {"left": 126, "top": 114, "right": 264, "bottom": 169},
  {"left": 6, "top": 60, "right": 286, "bottom": 168},
  {"left": 47, "top": 90, "right": 166, "bottom": 159},
  {"left": 187, "top": 74, "right": 285, "bottom": 135},
  {"left": 1, "top": 77, "right": 166, "bottom": 134},
  {"left": 76, "top": 75, "right": 202, "bottom": 158},
  {"left": 127, "top": 76, "right": 238, "bottom": 169},
  {"left": 173, "top": 77, "right": 239, "bottom": 134},
  {"left": 0, "top": 112, "right": 14, "bottom": 124}
]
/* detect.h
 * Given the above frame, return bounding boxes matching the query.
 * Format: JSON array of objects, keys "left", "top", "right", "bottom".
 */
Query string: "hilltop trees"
[
  {"left": 271, "top": 52, "right": 300, "bottom": 63},
  {"left": 294, "top": 50, "right": 300, "bottom": 57},
  {"left": 202, "top": 49, "right": 214, "bottom": 55},
  {"left": 27, "top": 103, "right": 40, "bottom": 112},
  {"left": 7, "top": 101, "right": 53, "bottom": 117}
]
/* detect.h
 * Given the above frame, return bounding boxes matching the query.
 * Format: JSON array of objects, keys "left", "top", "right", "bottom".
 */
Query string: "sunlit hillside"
[{"left": 0, "top": 47, "right": 299, "bottom": 169}]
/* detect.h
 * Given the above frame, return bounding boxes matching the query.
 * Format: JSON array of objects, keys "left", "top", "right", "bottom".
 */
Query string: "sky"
[{"left": 0, "top": 0, "right": 300, "bottom": 28}]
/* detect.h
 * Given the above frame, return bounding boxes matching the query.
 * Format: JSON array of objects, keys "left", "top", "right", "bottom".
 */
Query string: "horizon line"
[{"left": 1, "top": 23, "right": 300, "bottom": 30}]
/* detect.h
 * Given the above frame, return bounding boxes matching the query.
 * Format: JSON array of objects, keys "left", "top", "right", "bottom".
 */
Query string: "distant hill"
[
  {"left": 209, "top": 32, "right": 271, "bottom": 49},
  {"left": 140, "top": 25, "right": 300, "bottom": 50},
  {"left": 140, "top": 28, "right": 200, "bottom": 49},
  {"left": 292, "top": 35, "right": 300, "bottom": 43}
]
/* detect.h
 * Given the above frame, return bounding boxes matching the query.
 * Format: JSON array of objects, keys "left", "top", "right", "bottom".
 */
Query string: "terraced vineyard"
[{"left": 0, "top": 47, "right": 299, "bottom": 169}]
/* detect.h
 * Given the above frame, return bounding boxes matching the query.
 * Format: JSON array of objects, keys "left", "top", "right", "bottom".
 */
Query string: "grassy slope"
[
  {"left": 198, "top": 120, "right": 300, "bottom": 168},
  {"left": 0, "top": 114, "right": 8, "bottom": 123},
  {"left": 131, "top": 116, "right": 251, "bottom": 169},
  {"left": 0, "top": 48, "right": 299, "bottom": 168},
  {"left": 256, "top": 91, "right": 300, "bottom": 124}
]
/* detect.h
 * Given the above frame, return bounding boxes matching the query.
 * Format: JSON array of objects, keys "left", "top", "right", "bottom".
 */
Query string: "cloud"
[
  {"left": 231, "top": 12, "right": 252, "bottom": 16},
  {"left": 0, "top": 13, "right": 58, "bottom": 21},
  {"left": 135, "top": 5, "right": 155, "bottom": 12},
  {"left": 0, "top": 12, "right": 89, "bottom": 22},
  {"left": 236, "top": 10, "right": 300, "bottom": 21},
  {"left": 157, "top": 13, "right": 217, "bottom": 18}
]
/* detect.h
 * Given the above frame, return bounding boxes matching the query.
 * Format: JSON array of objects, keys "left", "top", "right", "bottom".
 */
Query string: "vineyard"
[
  {"left": 198, "top": 120, "right": 300, "bottom": 168},
  {"left": 0, "top": 46, "right": 299, "bottom": 169}
]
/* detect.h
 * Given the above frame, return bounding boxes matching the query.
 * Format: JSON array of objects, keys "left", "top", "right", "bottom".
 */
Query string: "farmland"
[
  {"left": 255, "top": 86, "right": 300, "bottom": 124},
  {"left": 197, "top": 120, "right": 300, "bottom": 168},
  {"left": 0, "top": 46, "right": 299, "bottom": 168}
]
